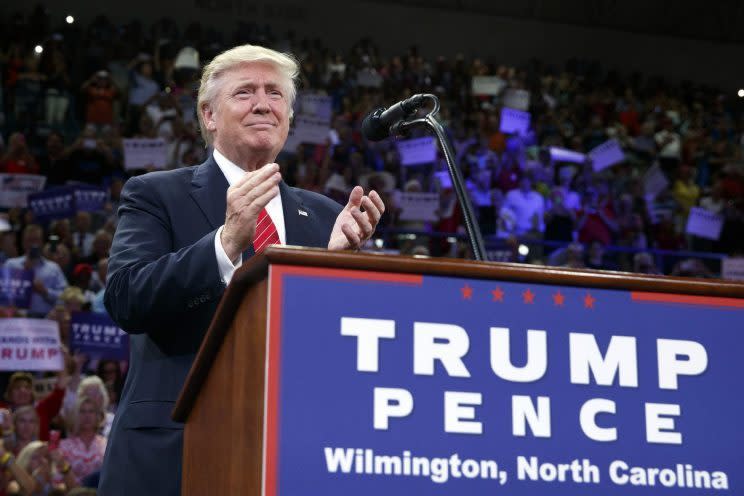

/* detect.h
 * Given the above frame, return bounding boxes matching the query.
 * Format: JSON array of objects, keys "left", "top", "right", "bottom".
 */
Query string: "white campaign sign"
[
  {"left": 722, "top": 258, "right": 744, "bottom": 281},
  {"left": 685, "top": 207, "right": 724, "bottom": 240},
  {"left": 500, "top": 108, "right": 531, "bottom": 136},
  {"left": 549, "top": 147, "right": 586, "bottom": 164},
  {"left": 398, "top": 192, "right": 440, "bottom": 222},
  {"left": 643, "top": 163, "right": 669, "bottom": 199},
  {"left": 299, "top": 93, "right": 333, "bottom": 123},
  {"left": 472, "top": 76, "right": 506, "bottom": 96},
  {"left": 0, "top": 318, "right": 63, "bottom": 371},
  {"left": 503, "top": 89, "right": 530, "bottom": 111},
  {"left": 123, "top": 138, "right": 168, "bottom": 170},
  {"left": 0, "top": 174, "right": 46, "bottom": 208},
  {"left": 397, "top": 137, "right": 437, "bottom": 166},
  {"left": 589, "top": 139, "right": 625, "bottom": 171},
  {"left": 293, "top": 116, "right": 331, "bottom": 145}
]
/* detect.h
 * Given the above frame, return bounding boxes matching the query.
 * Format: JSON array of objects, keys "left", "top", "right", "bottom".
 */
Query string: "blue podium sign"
[{"left": 263, "top": 265, "right": 743, "bottom": 495}]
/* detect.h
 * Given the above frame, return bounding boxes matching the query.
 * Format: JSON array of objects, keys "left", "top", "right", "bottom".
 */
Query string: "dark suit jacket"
[{"left": 98, "top": 156, "right": 342, "bottom": 496}]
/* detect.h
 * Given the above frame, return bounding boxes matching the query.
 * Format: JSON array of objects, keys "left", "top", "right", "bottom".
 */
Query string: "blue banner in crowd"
[
  {"left": 0, "top": 267, "right": 33, "bottom": 308},
  {"left": 29, "top": 185, "right": 107, "bottom": 221},
  {"left": 70, "top": 311, "right": 129, "bottom": 361},
  {"left": 28, "top": 187, "right": 75, "bottom": 221},
  {"left": 73, "top": 184, "right": 108, "bottom": 212},
  {"left": 264, "top": 266, "right": 743, "bottom": 496}
]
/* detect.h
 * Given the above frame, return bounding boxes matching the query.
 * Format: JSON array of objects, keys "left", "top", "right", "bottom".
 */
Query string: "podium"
[{"left": 173, "top": 247, "right": 744, "bottom": 496}]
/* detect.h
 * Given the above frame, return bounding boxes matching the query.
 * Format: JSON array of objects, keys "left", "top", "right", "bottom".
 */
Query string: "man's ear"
[{"left": 202, "top": 104, "right": 217, "bottom": 131}]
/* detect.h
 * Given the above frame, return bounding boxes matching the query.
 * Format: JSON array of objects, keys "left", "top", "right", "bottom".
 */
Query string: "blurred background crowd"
[{"left": 0, "top": 4, "right": 743, "bottom": 494}]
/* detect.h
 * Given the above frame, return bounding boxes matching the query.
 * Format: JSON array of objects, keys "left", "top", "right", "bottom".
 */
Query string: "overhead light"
[
  {"left": 738, "top": 89, "right": 744, "bottom": 98},
  {"left": 66, "top": 15, "right": 74, "bottom": 24},
  {"left": 34, "top": 45, "right": 43, "bottom": 54},
  {"left": 518, "top": 244, "right": 529, "bottom": 257}
]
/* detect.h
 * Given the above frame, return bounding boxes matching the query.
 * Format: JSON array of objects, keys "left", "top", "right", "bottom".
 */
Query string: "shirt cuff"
[{"left": 214, "top": 225, "right": 242, "bottom": 285}]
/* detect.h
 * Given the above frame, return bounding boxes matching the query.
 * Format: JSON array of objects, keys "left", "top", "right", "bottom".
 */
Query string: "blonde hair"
[
  {"left": 70, "top": 395, "right": 105, "bottom": 436},
  {"left": 197, "top": 44, "right": 299, "bottom": 146},
  {"left": 60, "top": 286, "right": 86, "bottom": 306},
  {"left": 77, "top": 375, "right": 110, "bottom": 412},
  {"left": 13, "top": 405, "right": 39, "bottom": 440},
  {"left": 16, "top": 440, "right": 46, "bottom": 472}
]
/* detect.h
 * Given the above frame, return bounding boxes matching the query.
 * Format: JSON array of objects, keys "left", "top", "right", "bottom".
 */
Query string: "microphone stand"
[{"left": 393, "top": 94, "right": 487, "bottom": 261}]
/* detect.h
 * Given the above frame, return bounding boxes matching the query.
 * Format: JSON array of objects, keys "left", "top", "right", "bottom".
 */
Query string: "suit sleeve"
[{"left": 104, "top": 175, "right": 225, "bottom": 335}]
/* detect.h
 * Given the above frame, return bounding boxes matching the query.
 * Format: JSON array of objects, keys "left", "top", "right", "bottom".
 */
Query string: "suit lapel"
[
  {"left": 189, "top": 156, "right": 228, "bottom": 230},
  {"left": 280, "top": 182, "right": 323, "bottom": 247}
]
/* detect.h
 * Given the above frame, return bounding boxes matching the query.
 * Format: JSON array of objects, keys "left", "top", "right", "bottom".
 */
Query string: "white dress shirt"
[{"left": 212, "top": 149, "right": 285, "bottom": 285}]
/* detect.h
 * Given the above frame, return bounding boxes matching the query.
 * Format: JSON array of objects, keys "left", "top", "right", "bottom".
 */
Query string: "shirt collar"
[{"left": 212, "top": 148, "right": 247, "bottom": 187}]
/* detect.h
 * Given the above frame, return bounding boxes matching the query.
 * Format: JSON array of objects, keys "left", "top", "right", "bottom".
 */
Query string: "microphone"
[{"left": 361, "top": 94, "right": 426, "bottom": 141}]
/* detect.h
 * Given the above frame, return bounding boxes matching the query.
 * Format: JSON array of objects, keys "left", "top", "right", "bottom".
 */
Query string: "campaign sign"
[
  {"left": 299, "top": 93, "right": 333, "bottom": 123},
  {"left": 0, "top": 267, "right": 33, "bottom": 308},
  {"left": 70, "top": 311, "right": 129, "bottom": 361},
  {"left": 502, "top": 89, "right": 530, "bottom": 111},
  {"left": 73, "top": 185, "right": 107, "bottom": 213},
  {"left": 685, "top": 207, "right": 724, "bottom": 240},
  {"left": 0, "top": 174, "right": 47, "bottom": 208},
  {"left": 397, "top": 137, "right": 437, "bottom": 166},
  {"left": 549, "top": 147, "right": 586, "bottom": 164},
  {"left": 398, "top": 192, "right": 439, "bottom": 222},
  {"left": 499, "top": 108, "right": 531, "bottom": 136},
  {"left": 472, "top": 76, "right": 506, "bottom": 96},
  {"left": 29, "top": 185, "right": 108, "bottom": 221},
  {"left": 589, "top": 139, "right": 625, "bottom": 172},
  {"left": 643, "top": 163, "right": 669, "bottom": 199},
  {"left": 0, "top": 318, "right": 63, "bottom": 371},
  {"left": 263, "top": 265, "right": 742, "bottom": 495},
  {"left": 123, "top": 138, "right": 168, "bottom": 171},
  {"left": 28, "top": 187, "right": 75, "bottom": 221}
]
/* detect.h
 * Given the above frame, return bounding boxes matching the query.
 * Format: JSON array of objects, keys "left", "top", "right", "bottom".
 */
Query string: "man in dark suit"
[{"left": 98, "top": 44, "right": 384, "bottom": 495}]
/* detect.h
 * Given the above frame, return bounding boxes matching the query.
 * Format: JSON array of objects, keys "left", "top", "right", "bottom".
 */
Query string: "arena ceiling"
[{"left": 368, "top": 0, "right": 744, "bottom": 44}]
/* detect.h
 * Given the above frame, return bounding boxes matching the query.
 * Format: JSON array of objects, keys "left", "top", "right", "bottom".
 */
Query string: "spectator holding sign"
[{"left": 5, "top": 225, "right": 68, "bottom": 317}]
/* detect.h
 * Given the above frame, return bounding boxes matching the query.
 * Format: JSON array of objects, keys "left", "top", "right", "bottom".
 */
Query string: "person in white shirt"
[{"left": 503, "top": 175, "right": 545, "bottom": 236}]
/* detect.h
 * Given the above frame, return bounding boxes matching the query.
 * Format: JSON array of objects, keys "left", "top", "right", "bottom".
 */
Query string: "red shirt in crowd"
[
  {"left": 578, "top": 204, "right": 616, "bottom": 246},
  {"left": 0, "top": 386, "right": 65, "bottom": 442}
]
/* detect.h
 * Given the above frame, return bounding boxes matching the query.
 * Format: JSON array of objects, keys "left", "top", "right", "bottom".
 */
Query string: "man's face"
[
  {"left": 23, "top": 230, "right": 43, "bottom": 255},
  {"left": 205, "top": 62, "right": 291, "bottom": 165}
]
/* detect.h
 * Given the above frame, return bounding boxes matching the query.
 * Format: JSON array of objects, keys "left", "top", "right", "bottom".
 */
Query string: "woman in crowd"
[
  {"left": 0, "top": 372, "right": 67, "bottom": 443},
  {"left": 62, "top": 376, "right": 114, "bottom": 439},
  {"left": 57, "top": 396, "right": 107, "bottom": 484},
  {"left": 0, "top": 406, "right": 40, "bottom": 456},
  {"left": 14, "top": 440, "right": 77, "bottom": 494}
]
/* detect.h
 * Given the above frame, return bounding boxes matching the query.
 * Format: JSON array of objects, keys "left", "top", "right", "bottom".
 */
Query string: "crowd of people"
[{"left": 0, "top": 6, "right": 743, "bottom": 494}]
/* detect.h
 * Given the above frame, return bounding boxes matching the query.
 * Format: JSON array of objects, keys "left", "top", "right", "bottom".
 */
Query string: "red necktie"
[{"left": 253, "top": 208, "right": 280, "bottom": 254}]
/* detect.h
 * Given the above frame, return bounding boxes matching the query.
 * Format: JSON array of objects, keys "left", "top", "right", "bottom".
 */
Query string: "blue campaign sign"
[
  {"left": 28, "top": 185, "right": 107, "bottom": 221},
  {"left": 28, "top": 186, "right": 75, "bottom": 221},
  {"left": 70, "top": 311, "right": 129, "bottom": 361},
  {"left": 0, "top": 267, "right": 33, "bottom": 308},
  {"left": 264, "top": 265, "right": 743, "bottom": 495},
  {"left": 72, "top": 185, "right": 107, "bottom": 212}
]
